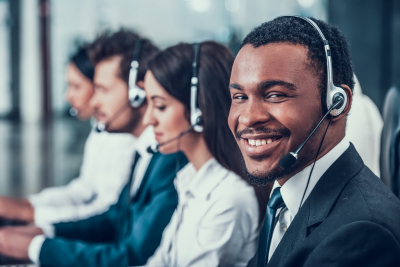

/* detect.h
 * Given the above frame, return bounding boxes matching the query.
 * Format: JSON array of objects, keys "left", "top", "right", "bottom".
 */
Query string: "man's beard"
[
  {"left": 241, "top": 156, "right": 288, "bottom": 186},
  {"left": 241, "top": 155, "right": 308, "bottom": 186},
  {"left": 107, "top": 107, "right": 141, "bottom": 134}
]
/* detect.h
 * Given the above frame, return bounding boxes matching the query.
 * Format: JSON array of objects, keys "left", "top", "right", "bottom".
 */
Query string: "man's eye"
[
  {"left": 265, "top": 93, "right": 286, "bottom": 102},
  {"left": 269, "top": 93, "right": 282, "bottom": 98},
  {"left": 232, "top": 94, "right": 248, "bottom": 100}
]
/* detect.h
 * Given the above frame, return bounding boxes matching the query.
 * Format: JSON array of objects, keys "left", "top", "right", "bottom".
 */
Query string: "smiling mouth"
[{"left": 245, "top": 136, "right": 283, "bottom": 147}]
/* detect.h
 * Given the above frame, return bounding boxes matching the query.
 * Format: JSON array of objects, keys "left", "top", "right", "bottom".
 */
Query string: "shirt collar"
[
  {"left": 272, "top": 137, "right": 350, "bottom": 218},
  {"left": 175, "top": 158, "right": 230, "bottom": 200},
  {"left": 136, "top": 126, "right": 155, "bottom": 159}
]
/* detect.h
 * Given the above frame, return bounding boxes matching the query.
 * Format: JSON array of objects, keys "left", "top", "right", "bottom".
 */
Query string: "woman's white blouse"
[{"left": 145, "top": 158, "right": 260, "bottom": 267}]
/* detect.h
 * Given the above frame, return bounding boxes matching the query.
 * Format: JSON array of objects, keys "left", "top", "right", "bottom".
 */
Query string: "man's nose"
[
  {"left": 65, "top": 88, "right": 73, "bottom": 104},
  {"left": 238, "top": 98, "right": 271, "bottom": 127},
  {"left": 89, "top": 92, "right": 100, "bottom": 108}
]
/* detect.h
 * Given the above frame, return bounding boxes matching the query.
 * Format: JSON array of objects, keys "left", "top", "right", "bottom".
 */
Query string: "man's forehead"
[
  {"left": 95, "top": 56, "right": 121, "bottom": 75},
  {"left": 231, "top": 43, "right": 310, "bottom": 87},
  {"left": 94, "top": 56, "right": 122, "bottom": 84},
  {"left": 234, "top": 43, "right": 308, "bottom": 68}
]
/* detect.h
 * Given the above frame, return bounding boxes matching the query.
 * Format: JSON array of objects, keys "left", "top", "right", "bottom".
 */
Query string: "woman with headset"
[{"left": 142, "top": 41, "right": 260, "bottom": 266}]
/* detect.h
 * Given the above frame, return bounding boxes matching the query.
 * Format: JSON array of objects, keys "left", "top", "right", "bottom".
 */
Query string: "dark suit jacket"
[
  {"left": 254, "top": 144, "right": 400, "bottom": 267},
  {"left": 38, "top": 152, "right": 187, "bottom": 267}
]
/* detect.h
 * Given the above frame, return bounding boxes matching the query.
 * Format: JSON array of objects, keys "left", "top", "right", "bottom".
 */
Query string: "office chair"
[{"left": 380, "top": 86, "right": 400, "bottom": 197}]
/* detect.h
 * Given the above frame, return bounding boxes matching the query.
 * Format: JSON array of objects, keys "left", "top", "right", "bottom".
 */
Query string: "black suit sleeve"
[{"left": 304, "top": 221, "right": 400, "bottom": 267}]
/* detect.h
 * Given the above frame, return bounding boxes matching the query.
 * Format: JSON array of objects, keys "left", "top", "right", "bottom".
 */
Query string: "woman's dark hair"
[
  {"left": 70, "top": 45, "right": 95, "bottom": 81},
  {"left": 148, "top": 41, "right": 244, "bottom": 177}
]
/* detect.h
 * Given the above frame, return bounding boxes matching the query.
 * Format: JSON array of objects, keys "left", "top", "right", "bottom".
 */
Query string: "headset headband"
[
  {"left": 190, "top": 43, "right": 203, "bottom": 132},
  {"left": 281, "top": 16, "right": 347, "bottom": 116},
  {"left": 128, "top": 39, "right": 146, "bottom": 108}
]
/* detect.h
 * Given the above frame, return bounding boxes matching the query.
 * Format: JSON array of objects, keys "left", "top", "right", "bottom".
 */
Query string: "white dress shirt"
[
  {"left": 145, "top": 158, "right": 260, "bottom": 267},
  {"left": 268, "top": 138, "right": 350, "bottom": 261},
  {"left": 28, "top": 130, "right": 137, "bottom": 225},
  {"left": 28, "top": 126, "right": 155, "bottom": 265}
]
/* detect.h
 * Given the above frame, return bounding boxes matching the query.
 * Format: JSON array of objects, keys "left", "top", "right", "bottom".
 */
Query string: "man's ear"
[
  {"left": 332, "top": 84, "right": 353, "bottom": 121},
  {"left": 136, "top": 81, "right": 144, "bottom": 89}
]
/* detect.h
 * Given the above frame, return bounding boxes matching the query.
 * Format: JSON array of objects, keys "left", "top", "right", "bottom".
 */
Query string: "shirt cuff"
[
  {"left": 36, "top": 223, "right": 55, "bottom": 238},
  {"left": 28, "top": 235, "right": 46, "bottom": 265},
  {"left": 27, "top": 194, "right": 39, "bottom": 207}
]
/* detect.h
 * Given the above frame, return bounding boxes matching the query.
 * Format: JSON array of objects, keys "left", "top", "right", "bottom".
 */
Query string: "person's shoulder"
[
  {"left": 349, "top": 165, "right": 400, "bottom": 212},
  {"left": 338, "top": 165, "right": 400, "bottom": 238},
  {"left": 146, "top": 152, "right": 188, "bottom": 182},
  {"left": 308, "top": 220, "right": 400, "bottom": 266}
]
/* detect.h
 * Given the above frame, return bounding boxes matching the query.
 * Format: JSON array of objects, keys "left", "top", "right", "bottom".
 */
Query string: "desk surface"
[{"left": 0, "top": 254, "right": 32, "bottom": 266}]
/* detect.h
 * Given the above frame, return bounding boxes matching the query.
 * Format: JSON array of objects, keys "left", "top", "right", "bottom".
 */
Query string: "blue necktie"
[{"left": 264, "top": 187, "right": 286, "bottom": 265}]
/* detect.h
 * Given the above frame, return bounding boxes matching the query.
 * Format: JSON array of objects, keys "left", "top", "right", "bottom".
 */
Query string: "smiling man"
[{"left": 229, "top": 16, "right": 400, "bottom": 267}]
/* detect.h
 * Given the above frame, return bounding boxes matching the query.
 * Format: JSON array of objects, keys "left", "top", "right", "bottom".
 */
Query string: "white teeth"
[
  {"left": 261, "top": 140, "right": 267, "bottom": 145},
  {"left": 248, "top": 139, "right": 275, "bottom": 146}
]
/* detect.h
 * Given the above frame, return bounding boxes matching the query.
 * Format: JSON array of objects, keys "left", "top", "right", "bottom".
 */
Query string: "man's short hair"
[
  {"left": 89, "top": 29, "right": 159, "bottom": 84},
  {"left": 242, "top": 17, "right": 354, "bottom": 112}
]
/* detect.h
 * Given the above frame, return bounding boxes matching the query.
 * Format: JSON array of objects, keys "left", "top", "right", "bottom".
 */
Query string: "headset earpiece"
[
  {"left": 328, "top": 84, "right": 348, "bottom": 117},
  {"left": 128, "top": 40, "right": 146, "bottom": 108}
]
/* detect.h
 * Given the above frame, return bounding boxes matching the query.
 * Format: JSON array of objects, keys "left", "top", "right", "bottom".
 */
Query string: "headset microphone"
[
  {"left": 69, "top": 104, "right": 94, "bottom": 118},
  {"left": 147, "top": 125, "right": 195, "bottom": 154},
  {"left": 95, "top": 121, "right": 106, "bottom": 133},
  {"left": 95, "top": 103, "right": 131, "bottom": 133},
  {"left": 279, "top": 94, "right": 344, "bottom": 171},
  {"left": 69, "top": 107, "right": 78, "bottom": 117}
]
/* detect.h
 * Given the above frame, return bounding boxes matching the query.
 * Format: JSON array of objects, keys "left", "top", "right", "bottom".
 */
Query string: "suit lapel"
[
  {"left": 268, "top": 144, "right": 364, "bottom": 266},
  {"left": 306, "top": 143, "right": 363, "bottom": 227},
  {"left": 267, "top": 200, "right": 310, "bottom": 266},
  {"left": 131, "top": 152, "right": 160, "bottom": 203}
]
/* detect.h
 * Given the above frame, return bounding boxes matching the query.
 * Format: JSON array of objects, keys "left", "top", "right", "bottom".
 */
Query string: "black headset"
[
  {"left": 190, "top": 43, "right": 203, "bottom": 132},
  {"left": 128, "top": 40, "right": 146, "bottom": 108},
  {"left": 146, "top": 43, "right": 204, "bottom": 153},
  {"left": 95, "top": 40, "right": 146, "bottom": 132},
  {"left": 287, "top": 16, "right": 348, "bottom": 116},
  {"left": 279, "top": 16, "right": 348, "bottom": 171}
]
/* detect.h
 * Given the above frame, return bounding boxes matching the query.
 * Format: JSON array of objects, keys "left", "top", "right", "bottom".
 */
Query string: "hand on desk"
[
  {"left": 0, "top": 225, "right": 43, "bottom": 260},
  {"left": 0, "top": 197, "right": 34, "bottom": 223}
]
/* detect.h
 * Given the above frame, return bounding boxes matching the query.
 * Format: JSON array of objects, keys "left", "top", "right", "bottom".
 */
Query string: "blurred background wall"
[{"left": 0, "top": 0, "right": 398, "bottom": 196}]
